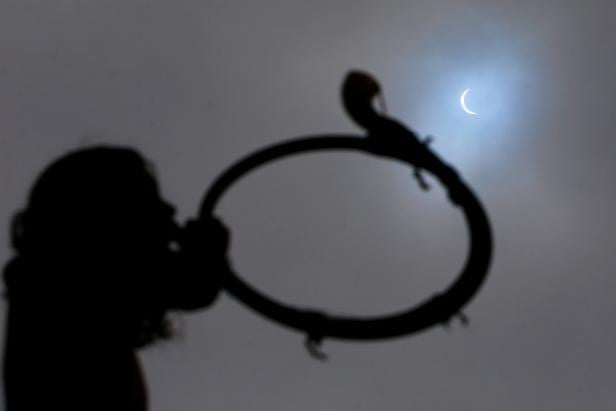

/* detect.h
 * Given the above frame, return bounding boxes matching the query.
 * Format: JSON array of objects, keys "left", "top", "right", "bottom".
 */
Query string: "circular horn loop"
[{"left": 199, "top": 72, "right": 493, "bottom": 342}]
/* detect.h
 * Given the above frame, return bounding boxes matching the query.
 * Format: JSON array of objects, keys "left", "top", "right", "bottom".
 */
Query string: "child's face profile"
[{"left": 128, "top": 169, "right": 180, "bottom": 253}]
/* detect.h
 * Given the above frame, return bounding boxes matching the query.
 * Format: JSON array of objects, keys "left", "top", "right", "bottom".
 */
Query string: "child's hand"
[
  {"left": 171, "top": 216, "right": 232, "bottom": 309},
  {"left": 179, "top": 216, "right": 230, "bottom": 259}
]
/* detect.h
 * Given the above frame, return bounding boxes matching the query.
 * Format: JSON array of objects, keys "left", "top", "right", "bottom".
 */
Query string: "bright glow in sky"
[{"left": 395, "top": 53, "right": 530, "bottom": 174}]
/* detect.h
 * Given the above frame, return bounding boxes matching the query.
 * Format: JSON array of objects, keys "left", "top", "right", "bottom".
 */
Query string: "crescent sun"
[{"left": 460, "top": 88, "right": 477, "bottom": 115}]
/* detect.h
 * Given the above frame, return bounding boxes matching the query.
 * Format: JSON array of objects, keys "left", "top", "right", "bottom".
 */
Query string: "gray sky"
[{"left": 1, "top": 0, "right": 615, "bottom": 409}]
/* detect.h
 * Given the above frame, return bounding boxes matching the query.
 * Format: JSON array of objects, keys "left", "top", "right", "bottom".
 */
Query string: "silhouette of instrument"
[{"left": 199, "top": 71, "right": 493, "bottom": 359}]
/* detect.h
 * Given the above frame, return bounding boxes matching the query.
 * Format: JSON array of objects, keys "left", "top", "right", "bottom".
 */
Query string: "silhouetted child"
[{"left": 2, "top": 146, "right": 231, "bottom": 410}]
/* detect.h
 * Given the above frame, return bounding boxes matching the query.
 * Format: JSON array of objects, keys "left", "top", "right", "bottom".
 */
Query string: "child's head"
[
  {"left": 13, "top": 146, "right": 177, "bottom": 259},
  {"left": 6, "top": 146, "right": 179, "bottom": 347}
]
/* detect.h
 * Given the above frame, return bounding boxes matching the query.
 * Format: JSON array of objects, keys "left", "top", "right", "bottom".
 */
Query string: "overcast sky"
[{"left": 1, "top": 0, "right": 615, "bottom": 410}]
